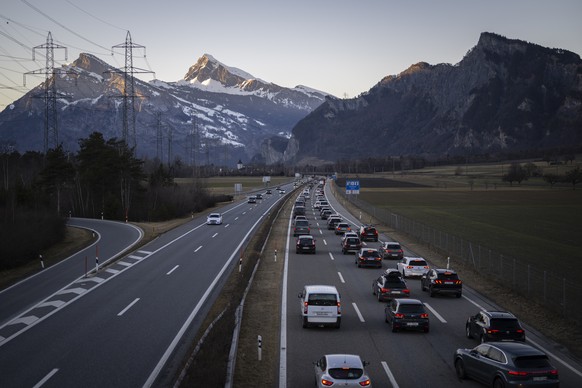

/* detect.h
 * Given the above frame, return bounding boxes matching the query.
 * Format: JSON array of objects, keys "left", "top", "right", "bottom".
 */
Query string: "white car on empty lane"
[{"left": 206, "top": 213, "right": 223, "bottom": 225}]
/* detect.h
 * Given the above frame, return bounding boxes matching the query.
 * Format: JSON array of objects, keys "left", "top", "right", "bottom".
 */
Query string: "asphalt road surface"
[
  {"left": 0, "top": 186, "right": 291, "bottom": 388},
  {"left": 281, "top": 182, "right": 582, "bottom": 387}
]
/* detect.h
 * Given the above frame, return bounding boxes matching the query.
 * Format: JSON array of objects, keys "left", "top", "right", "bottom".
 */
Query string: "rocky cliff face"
[{"left": 279, "top": 32, "right": 582, "bottom": 164}]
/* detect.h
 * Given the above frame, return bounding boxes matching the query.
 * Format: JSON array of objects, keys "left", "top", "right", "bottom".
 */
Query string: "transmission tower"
[
  {"left": 106, "top": 31, "right": 154, "bottom": 149},
  {"left": 155, "top": 112, "right": 164, "bottom": 161},
  {"left": 24, "top": 32, "right": 68, "bottom": 153}
]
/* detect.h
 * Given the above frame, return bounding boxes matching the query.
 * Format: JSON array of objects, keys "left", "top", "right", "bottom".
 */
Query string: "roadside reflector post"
[
  {"left": 239, "top": 256, "right": 242, "bottom": 273},
  {"left": 39, "top": 254, "right": 44, "bottom": 269},
  {"left": 447, "top": 257, "right": 450, "bottom": 269},
  {"left": 274, "top": 249, "right": 277, "bottom": 262},
  {"left": 95, "top": 245, "right": 99, "bottom": 272},
  {"left": 258, "top": 335, "right": 262, "bottom": 361}
]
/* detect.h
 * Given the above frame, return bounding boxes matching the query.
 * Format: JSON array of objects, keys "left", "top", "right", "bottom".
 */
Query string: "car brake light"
[
  {"left": 321, "top": 378, "right": 334, "bottom": 386},
  {"left": 487, "top": 329, "right": 500, "bottom": 334},
  {"left": 420, "top": 313, "right": 429, "bottom": 318},
  {"left": 381, "top": 288, "right": 389, "bottom": 293},
  {"left": 303, "top": 301, "right": 308, "bottom": 314},
  {"left": 406, "top": 266, "right": 413, "bottom": 269},
  {"left": 337, "top": 302, "right": 341, "bottom": 314},
  {"left": 359, "top": 379, "right": 371, "bottom": 386},
  {"left": 516, "top": 329, "right": 524, "bottom": 333},
  {"left": 434, "top": 280, "right": 442, "bottom": 284},
  {"left": 424, "top": 266, "right": 429, "bottom": 269},
  {"left": 549, "top": 369, "right": 559, "bottom": 376},
  {"left": 394, "top": 313, "right": 404, "bottom": 318},
  {"left": 403, "top": 289, "right": 410, "bottom": 294},
  {"left": 508, "top": 370, "right": 528, "bottom": 376}
]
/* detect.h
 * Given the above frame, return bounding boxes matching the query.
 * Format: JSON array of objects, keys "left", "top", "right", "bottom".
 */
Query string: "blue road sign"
[{"left": 346, "top": 179, "right": 360, "bottom": 194}]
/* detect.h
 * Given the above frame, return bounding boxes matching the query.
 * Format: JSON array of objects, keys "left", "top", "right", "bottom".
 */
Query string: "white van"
[{"left": 298, "top": 285, "right": 341, "bottom": 328}]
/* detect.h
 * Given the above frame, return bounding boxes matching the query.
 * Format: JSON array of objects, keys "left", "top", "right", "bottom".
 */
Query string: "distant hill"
[
  {"left": 0, "top": 53, "right": 327, "bottom": 165},
  {"left": 270, "top": 32, "right": 582, "bottom": 165}
]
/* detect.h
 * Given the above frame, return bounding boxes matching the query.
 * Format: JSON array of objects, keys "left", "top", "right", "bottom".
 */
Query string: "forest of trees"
[{"left": 0, "top": 132, "right": 230, "bottom": 271}]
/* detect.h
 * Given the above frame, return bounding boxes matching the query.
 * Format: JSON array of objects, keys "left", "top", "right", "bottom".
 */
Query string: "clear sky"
[{"left": 1, "top": 0, "right": 581, "bottom": 110}]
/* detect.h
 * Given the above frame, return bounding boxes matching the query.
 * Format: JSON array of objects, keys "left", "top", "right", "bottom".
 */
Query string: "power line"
[{"left": 64, "top": 0, "right": 126, "bottom": 32}]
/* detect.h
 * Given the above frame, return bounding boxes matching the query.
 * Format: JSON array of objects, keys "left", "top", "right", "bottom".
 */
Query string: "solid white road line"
[
  {"left": 166, "top": 265, "right": 179, "bottom": 275},
  {"left": 352, "top": 303, "right": 365, "bottom": 323},
  {"left": 462, "top": 294, "right": 487, "bottom": 311},
  {"left": 337, "top": 272, "right": 345, "bottom": 283},
  {"left": 118, "top": 298, "right": 140, "bottom": 316},
  {"left": 423, "top": 303, "right": 447, "bottom": 323},
  {"left": 194, "top": 246, "right": 202, "bottom": 253},
  {"left": 381, "top": 361, "right": 400, "bottom": 388},
  {"left": 33, "top": 368, "right": 59, "bottom": 388}
]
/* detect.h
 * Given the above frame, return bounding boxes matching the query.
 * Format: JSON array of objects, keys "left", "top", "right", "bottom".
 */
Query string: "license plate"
[
  {"left": 393, "top": 291, "right": 401, "bottom": 294},
  {"left": 315, "top": 311, "right": 330, "bottom": 316},
  {"left": 407, "top": 322, "right": 418, "bottom": 326},
  {"left": 533, "top": 377, "right": 547, "bottom": 381},
  {"left": 445, "top": 281, "right": 453, "bottom": 284}
]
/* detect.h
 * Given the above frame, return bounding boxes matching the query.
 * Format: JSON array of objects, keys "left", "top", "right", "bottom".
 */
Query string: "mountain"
[
  {"left": 0, "top": 53, "right": 327, "bottom": 165},
  {"left": 271, "top": 32, "right": 582, "bottom": 165}
]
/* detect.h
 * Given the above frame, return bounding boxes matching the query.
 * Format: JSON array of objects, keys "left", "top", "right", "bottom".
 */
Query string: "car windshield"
[
  {"left": 398, "top": 304, "right": 425, "bottom": 313},
  {"left": 513, "top": 355, "right": 552, "bottom": 369},
  {"left": 410, "top": 260, "right": 427, "bottom": 266},
  {"left": 308, "top": 294, "right": 337, "bottom": 306},
  {"left": 328, "top": 368, "right": 363, "bottom": 380},
  {"left": 490, "top": 318, "right": 520, "bottom": 329}
]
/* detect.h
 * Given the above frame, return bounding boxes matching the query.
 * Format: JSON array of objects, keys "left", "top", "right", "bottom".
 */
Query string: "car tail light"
[
  {"left": 403, "top": 289, "right": 410, "bottom": 294},
  {"left": 435, "top": 280, "right": 442, "bottom": 284},
  {"left": 406, "top": 266, "right": 413, "bottom": 269},
  {"left": 303, "top": 301, "right": 308, "bottom": 314},
  {"left": 381, "top": 288, "right": 389, "bottom": 293},
  {"left": 423, "top": 266, "right": 429, "bottom": 269},
  {"left": 321, "top": 378, "right": 334, "bottom": 386},
  {"left": 487, "top": 329, "right": 500, "bottom": 334},
  {"left": 420, "top": 313, "right": 429, "bottom": 318},
  {"left": 508, "top": 370, "right": 529, "bottom": 376},
  {"left": 549, "top": 369, "right": 559, "bottom": 376},
  {"left": 337, "top": 302, "right": 341, "bottom": 314},
  {"left": 394, "top": 313, "right": 404, "bottom": 319},
  {"left": 516, "top": 329, "right": 524, "bottom": 334},
  {"left": 359, "top": 379, "right": 371, "bottom": 386}
]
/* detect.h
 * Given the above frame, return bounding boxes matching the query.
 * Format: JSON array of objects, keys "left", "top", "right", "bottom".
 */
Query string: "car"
[
  {"left": 379, "top": 241, "right": 403, "bottom": 260},
  {"left": 359, "top": 225, "right": 378, "bottom": 242},
  {"left": 293, "top": 219, "right": 310, "bottom": 237},
  {"left": 293, "top": 205, "right": 306, "bottom": 217},
  {"left": 421, "top": 268, "right": 462, "bottom": 297},
  {"left": 319, "top": 206, "right": 331, "bottom": 215},
  {"left": 294, "top": 215, "right": 307, "bottom": 224},
  {"left": 397, "top": 257, "right": 430, "bottom": 278},
  {"left": 341, "top": 236, "right": 362, "bottom": 254},
  {"left": 355, "top": 248, "right": 382, "bottom": 268},
  {"left": 247, "top": 196, "right": 257, "bottom": 204},
  {"left": 206, "top": 213, "right": 222, "bottom": 225},
  {"left": 255, "top": 193, "right": 263, "bottom": 199},
  {"left": 372, "top": 270, "right": 410, "bottom": 301},
  {"left": 340, "top": 232, "right": 359, "bottom": 245},
  {"left": 327, "top": 216, "right": 342, "bottom": 230},
  {"left": 265, "top": 189, "right": 272, "bottom": 194},
  {"left": 314, "top": 354, "right": 372, "bottom": 388},
  {"left": 296, "top": 235, "right": 316, "bottom": 254},
  {"left": 466, "top": 310, "right": 526, "bottom": 343},
  {"left": 335, "top": 222, "right": 351, "bottom": 235},
  {"left": 454, "top": 342, "right": 559, "bottom": 387},
  {"left": 299, "top": 285, "right": 341, "bottom": 328},
  {"left": 320, "top": 209, "right": 332, "bottom": 220},
  {"left": 385, "top": 298, "right": 429, "bottom": 332},
  {"left": 279, "top": 189, "right": 286, "bottom": 194}
]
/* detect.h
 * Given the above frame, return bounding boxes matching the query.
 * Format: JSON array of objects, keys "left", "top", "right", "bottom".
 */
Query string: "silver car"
[
  {"left": 397, "top": 257, "right": 430, "bottom": 278},
  {"left": 314, "top": 354, "right": 372, "bottom": 387},
  {"left": 206, "top": 213, "right": 222, "bottom": 225}
]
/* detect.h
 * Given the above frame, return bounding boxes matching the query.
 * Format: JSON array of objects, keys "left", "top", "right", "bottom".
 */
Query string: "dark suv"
[
  {"left": 341, "top": 237, "right": 362, "bottom": 254},
  {"left": 358, "top": 225, "right": 378, "bottom": 242},
  {"left": 420, "top": 268, "right": 462, "bottom": 298},
  {"left": 379, "top": 241, "right": 403, "bottom": 260},
  {"left": 372, "top": 270, "right": 410, "bottom": 302},
  {"left": 466, "top": 310, "right": 525, "bottom": 343}
]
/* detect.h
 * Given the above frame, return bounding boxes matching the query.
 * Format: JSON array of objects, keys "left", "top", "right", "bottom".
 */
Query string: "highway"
[
  {"left": 281, "top": 182, "right": 582, "bottom": 387},
  {"left": 0, "top": 187, "right": 290, "bottom": 388}
]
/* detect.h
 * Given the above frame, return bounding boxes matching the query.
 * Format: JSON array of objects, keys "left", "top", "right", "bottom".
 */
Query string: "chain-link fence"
[{"left": 333, "top": 183, "right": 582, "bottom": 323}]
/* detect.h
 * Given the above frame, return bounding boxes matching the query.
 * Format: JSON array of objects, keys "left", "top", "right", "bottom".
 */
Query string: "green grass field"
[
  {"left": 175, "top": 176, "right": 293, "bottom": 194},
  {"left": 346, "top": 161, "right": 582, "bottom": 279}
]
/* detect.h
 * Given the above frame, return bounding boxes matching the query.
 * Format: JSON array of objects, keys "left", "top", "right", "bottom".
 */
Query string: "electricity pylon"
[
  {"left": 24, "top": 32, "right": 70, "bottom": 153},
  {"left": 106, "top": 31, "right": 154, "bottom": 149}
]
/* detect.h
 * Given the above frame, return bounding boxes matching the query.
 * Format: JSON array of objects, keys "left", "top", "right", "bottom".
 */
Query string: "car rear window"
[
  {"left": 410, "top": 260, "right": 427, "bottom": 266},
  {"left": 295, "top": 220, "right": 309, "bottom": 226},
  {"left": 308, "top": 294, "right": 337, "bottom": 306},
  {"left": 387, "top": 243, "right": 401, "bottom": 249},
  {"left": 328, "top": 368, "right": 363, "bottom": 379},
  {"left": 514, "top": 355, "right": 553, "bottom": 369},
  {"left": 398, "top": 304, "right": 425, "bottom": 313},
  {"left": 439, "top": 272, "right": 459, "bottom": 280},
  {"left": 362, "top": 250, "right": 380, "bottom": 257},
  {"left": 490, "top": 318, "right": 520, "bottom": 329}
]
